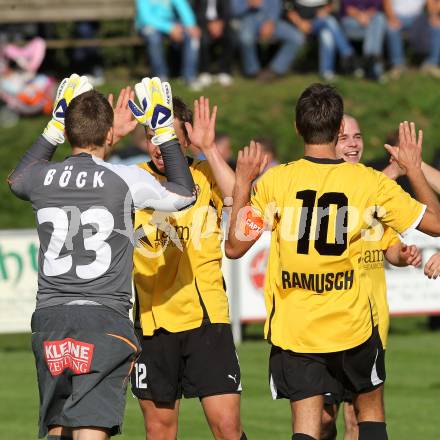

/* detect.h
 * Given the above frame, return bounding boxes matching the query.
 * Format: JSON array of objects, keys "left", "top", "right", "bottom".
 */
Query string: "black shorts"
[
  {"left": 269, "top": 327, "right": 385, "bottom": 402},
  {"left": 323, "top": 388, "right": 354, "bottom": 406},
  {"left": 31, "top": 305, "right": 139, "bottom": 438},
  {"left": 324, "top": 351, "right": 387, "bottom": 406},
  {"left": 131, "top": 323, "right": 241, "bottom": 403}
]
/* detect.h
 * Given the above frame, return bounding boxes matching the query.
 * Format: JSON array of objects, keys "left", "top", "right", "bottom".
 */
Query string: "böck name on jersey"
[
  {"left": 43, "top": 338, "right": 94, "bottom": 376},
  {"left": 43, "top": 166, "right": 105, "bottom": 188}
]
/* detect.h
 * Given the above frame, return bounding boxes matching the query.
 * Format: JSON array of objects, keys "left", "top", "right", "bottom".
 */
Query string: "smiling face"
[
  {"left": 146, "top": 118, "right": 189, "bottom": 172},
  {"left": 336, "top": 116, "right": 364, "bottom": 164}
]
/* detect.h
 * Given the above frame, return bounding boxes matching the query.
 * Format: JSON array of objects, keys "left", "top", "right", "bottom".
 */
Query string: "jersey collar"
[
  {"left": 66, "top": 152, "right": 92, "bottom": 159},
  {"left": 303, "top": 156, "right": 345, "bottom": 164}
]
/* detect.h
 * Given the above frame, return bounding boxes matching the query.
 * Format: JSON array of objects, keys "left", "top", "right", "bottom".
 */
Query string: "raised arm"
[
  {"left": 225, "top": 141, "right": 269, "bottom": 259},
  {"left": 8, "top": 74, "right": 93, "bottom": 200},
  {"left": 128, "top": 76, "right": 195, "bottom": 208},
  {"left": 385, "top": 122, "right": 440, "bottom": 236},
  {"left": 185, "top": 96, "right": 235, "bottom": 198},
  {"left": 420, "top": 161, "right": 440, "bottom": 195}
]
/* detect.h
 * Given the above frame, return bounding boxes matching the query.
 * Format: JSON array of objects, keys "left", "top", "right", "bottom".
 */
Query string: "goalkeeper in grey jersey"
[{"left": 8, "top": 74, "right": 195, "bottom": 440}]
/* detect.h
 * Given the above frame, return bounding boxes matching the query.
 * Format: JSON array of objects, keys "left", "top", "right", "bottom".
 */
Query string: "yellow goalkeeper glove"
[
  {"left": 43, "top": 73, "right": 93, "bottom": 145},
  {"left": 128, "top": 76, "right": 177, "bottom": 145}
]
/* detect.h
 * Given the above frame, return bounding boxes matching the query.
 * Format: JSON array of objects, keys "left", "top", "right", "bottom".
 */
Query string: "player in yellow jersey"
[
  {"left": 320, "top": 115, "right": 422, "bottom": 440},
  {"left": 129, "top": 94, "right": 246, "bottom": 440},
  {"left": 226, "top": 83, "right": 440, "bottom": 440}
]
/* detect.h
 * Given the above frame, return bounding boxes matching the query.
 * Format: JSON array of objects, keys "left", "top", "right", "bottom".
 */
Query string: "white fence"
[{"left": 1, "top": 229, "right": 440, "bottom": 334}]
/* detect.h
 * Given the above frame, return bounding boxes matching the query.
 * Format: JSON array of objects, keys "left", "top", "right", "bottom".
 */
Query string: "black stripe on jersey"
[
  {"left": 267, "top": 295, "right": 276, "bottom": 343},
  {"left": 195, "top": 277, "right": 212, "bottom": 325},
  {"left": 303, "top": 156, "right": 345, "bottom": 164},
  {"left": 133, "top": 284, "right": 142, "bottom": 331},
  {"left": 368, "top": 297, "right": 375, "bottom": 335}
]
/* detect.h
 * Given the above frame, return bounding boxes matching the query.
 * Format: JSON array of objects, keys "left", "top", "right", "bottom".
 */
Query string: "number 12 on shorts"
[{"left": 134, "top": 362, "right": 148, "bottom": 389}]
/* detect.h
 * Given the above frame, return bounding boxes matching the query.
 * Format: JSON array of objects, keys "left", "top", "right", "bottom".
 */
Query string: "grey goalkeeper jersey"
[{"left": 9, "top": 136, "right": 195, "bottom": 316}]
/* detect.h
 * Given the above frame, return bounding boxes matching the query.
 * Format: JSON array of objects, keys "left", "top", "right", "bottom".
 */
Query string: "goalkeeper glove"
[
  {"left": 128, "top": 76, "right": 177, "bottom": 145},
  {"left": 43, "top": 73, "right": 93, "bottom": 145}
]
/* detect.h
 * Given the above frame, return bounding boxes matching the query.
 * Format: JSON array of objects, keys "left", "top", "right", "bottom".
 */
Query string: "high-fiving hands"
[
  {"left": 108, "top": 86, "right": 138, "bottom": 146},
  {"left": 43, "top": 73, "right": 93, "bottom": 145},
  {"left": 185, "top": 96, "right": 217, "bottom": 154},
  {"left": 236, "top": 141, "right": 270, "bottom": 185},
  {"left": 128, "top": 77, "right": 176, "bottom": 145},
  {"left": 384, "top": 121, "right": 423, "bottom": 176}
]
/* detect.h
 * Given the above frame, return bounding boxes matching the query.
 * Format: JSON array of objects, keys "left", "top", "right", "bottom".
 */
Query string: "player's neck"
[
  {"left": 71, "top": 145, "right": 106, "bottom": 160},
  {"left": 304, "top": 143, "right": 337, "bottom": 159}
]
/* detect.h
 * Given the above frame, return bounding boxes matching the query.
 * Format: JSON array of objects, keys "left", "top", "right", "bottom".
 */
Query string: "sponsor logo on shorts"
[{"left": 43, "top": 338, "right": 94, "bottom": 376}]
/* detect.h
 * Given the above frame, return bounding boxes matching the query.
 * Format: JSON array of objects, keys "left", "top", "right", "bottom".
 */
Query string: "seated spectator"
[
  {"left": 384, "top": 0, "right": 440, "bottom": 78},
  {"left": 135, "top": 0, "right": 201, "bottom": 89},
  {"left": 72, "top": 21, "right": 105, "bottom": 86},
  {"left": 283, "top": 0, "right": 356, "bottom": 80},
  {"left": 193, "top": 0, "right": 235, "bottom": 87},
  {"left": 340, "top": 0, "right": 386, "bottom": 81},
  {"left": 231, "top": 0, "right": 305, "bottom": 80}
]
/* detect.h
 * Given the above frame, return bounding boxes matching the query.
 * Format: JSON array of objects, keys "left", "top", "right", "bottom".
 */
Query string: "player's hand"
[
  {"left": 400, "top": 244, "right": 422, "bottom": 268},
  {"left": 236, "top": 141, "right": 269, "bottom": 185},
  {"left": 424, "top": 252, "right": 440, "bottom": 279},
  {"left": 185, "top": 96, "right": 217, "bottom": 154},
  {"left": 109, "top": 86, "right": 138, "bottom": 146},
  {"left": 384, "top": 122, "right": 423, "bottom": 176},
  {"left": 43, "top": 73, "right": 93, "bottom": 145},
  {"left": 128, "top": 77, "right": 176, "bottom": 145},
  {"left": 382, "top": 155, "right": 405, "bottom": 180}
]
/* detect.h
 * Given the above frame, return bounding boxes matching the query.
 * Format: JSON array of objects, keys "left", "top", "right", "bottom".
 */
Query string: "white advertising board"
[{"left": 0, "top": 230, "right": 38, "bottom": 333}]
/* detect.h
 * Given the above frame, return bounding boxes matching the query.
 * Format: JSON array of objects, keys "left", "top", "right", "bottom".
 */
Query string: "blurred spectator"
[
  {"left": 72, "top": 21, "right": 105, "bottom": 86},
  {"left": 283, "top": 0, "right": 356, "bottom": 80},
  {"left": 384, "top": 0, "right": 440, "bottom": 78},
  {"left": 340, "top": 0, "right": 386, "bottom": 81},
  {"left": 231, "top": 0, "right": 305, "bottom": 80},
  {"left": 193, "top": 0, "right": 235, "bottom": 87},
  {"left": 135, "top": 0, "right": 202, "bottom": 89},
  {"left": 215, "top": 132, "right": 236, "bottom": 168},
  {"left": 255, "top": 136, "right": 279, "bottom": 172},
  {"left": 0, "top": 37, "right": 55, "bottom": 126},
  {"left": 108, "top": 125, "right": 150, "bottom": 165}
]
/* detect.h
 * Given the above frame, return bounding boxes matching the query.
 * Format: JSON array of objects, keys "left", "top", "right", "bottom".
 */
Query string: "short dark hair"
[
  {"left": 295, "top": 84, "right": 344, "bottom": 145},
  {"left": 65, "top": 90, "right": 114, "bottom": 148},
  {"left": 173, "top": 96, "right": 193, "bottom": 143}
]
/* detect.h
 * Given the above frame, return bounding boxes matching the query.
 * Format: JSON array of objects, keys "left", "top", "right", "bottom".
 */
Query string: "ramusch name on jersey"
[{"left": 44, "top": 338, "right": 94, "bottom": 376}]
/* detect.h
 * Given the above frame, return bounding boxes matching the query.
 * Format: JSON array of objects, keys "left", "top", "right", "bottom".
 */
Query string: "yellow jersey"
[
  {"left": 133, "top": 159, "right": 230, "bottom": 336},
  {"left": 251, "top": 157, "right": 424, "bottom": 353},
  {"left": 361, "top": 226, "right": 400, "bottom": 349}
]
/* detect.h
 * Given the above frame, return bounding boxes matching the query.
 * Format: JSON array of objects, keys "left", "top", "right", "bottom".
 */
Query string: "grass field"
[{"left": 0, "top": 318, "right": 439, "bottom": 439}]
